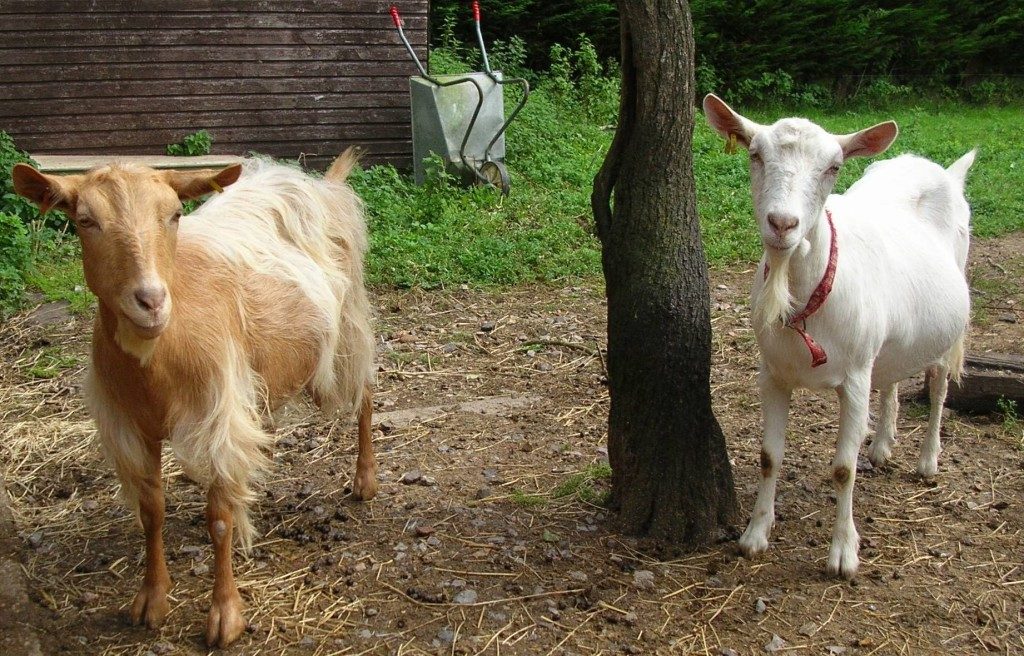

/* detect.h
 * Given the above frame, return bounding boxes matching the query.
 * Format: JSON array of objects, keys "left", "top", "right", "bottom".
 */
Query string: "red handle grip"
[
  {"left": 472, "top": 0, "right": 481, "bottom": 22},
  {"left": 390, "top": 5, "right": 402, "bottom": 28}
]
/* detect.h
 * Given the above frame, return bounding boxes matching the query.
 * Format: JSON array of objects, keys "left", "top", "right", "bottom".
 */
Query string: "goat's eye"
[
  {"left": 170, "top": 211, "right": 182, "bottom": 224},
  {"left": 826, "top": 164, "right": 841, "bottom": 175},
  {"left": 750, "top": 152, "right": 762, "bottom": 164},
  {"left": 77, "top": 216, "right": 99, "bottom": 231}
]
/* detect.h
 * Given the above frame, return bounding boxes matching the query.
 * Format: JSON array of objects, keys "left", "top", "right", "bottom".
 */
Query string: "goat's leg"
[
  {"left": 828, "top": 374, "right": 871, "bottom": 579},
  {"left": 739, "top": 373, "right": 791, "bottom": 557},
  {"left": 205, "top": 487, "right": 247, "bottom": 648},
  {"left": 128, "top": 441, "right": 172, "bottom": 628},
  {"left": 351, "top": 383, "right": 378, "bottom": 500},
  {"left": 866, "top": 383, "right": 899, "bottom": 467},
  {"left": 918, "top": 365, "right": 948, "bottom": 477}
]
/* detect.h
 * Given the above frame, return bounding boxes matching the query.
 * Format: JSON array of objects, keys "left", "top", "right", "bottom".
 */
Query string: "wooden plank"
[
  {"left": 0, "top": 28, "right": 426, "bottom": 48},
  {"left": 3, "top": 108, "right": 411, "bottom": 133},
  {"left": 0, "top": 45, "right": 414, "bottom": 65},
  {"left": 0, "top": 0, "right": 427, "bottom": 14},
  {"left": 13, "top": 123, "right": 410, "bottom": 147},
  {"left": 1, "top": 77, "right": 410, "bottom": 100},
  {"left": 0, "top": 12, "right": 428, "bottom": 31},
  {"left": 0, "top": 61, "right": 421, "bottom": 83},
  {"left": 915, "top": 353, "right": 1024, "bottom": 413},
  {"left": 33, "top": 154, "right": 246, "bottom": 173},
  {"left": 0, "top": 93, "right": 412, "bottom": 116}
]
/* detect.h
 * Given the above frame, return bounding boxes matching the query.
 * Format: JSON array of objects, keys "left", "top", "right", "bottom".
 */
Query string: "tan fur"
[{"left": 14, "top": 153, "right": 375, "bottom": 647}]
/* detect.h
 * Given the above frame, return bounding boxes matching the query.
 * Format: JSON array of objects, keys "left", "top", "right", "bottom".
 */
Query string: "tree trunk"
[{"left": 592, "top": 0, "right": 737, "bottom": 545}]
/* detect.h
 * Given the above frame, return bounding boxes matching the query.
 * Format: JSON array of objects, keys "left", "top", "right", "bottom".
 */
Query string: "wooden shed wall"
[{"left": 0, "top": 0, "right": 428, "bottom": 168}]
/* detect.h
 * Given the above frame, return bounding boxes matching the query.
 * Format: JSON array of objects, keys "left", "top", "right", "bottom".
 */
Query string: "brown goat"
[{"left": 13, "top": 152, "right": 377, "bottom": 648}]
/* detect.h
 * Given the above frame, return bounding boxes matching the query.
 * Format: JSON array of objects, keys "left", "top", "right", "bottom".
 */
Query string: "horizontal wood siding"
[{"left": 0, "top": 1, "right": 429, "bottom": 168}]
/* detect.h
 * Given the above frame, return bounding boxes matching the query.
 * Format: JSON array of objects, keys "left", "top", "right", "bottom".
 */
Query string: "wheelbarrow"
[{"left": 390, "top": 2, "right": 529, "bottom": 194}]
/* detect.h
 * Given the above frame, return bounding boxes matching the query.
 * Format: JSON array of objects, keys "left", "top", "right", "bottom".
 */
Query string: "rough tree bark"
[{"left": 592, "top": 0, "right": 737, "bottom": 545}]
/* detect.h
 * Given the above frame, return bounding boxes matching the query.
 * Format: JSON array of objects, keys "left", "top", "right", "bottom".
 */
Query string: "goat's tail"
[
  {"left": 325, "top": 147, "right": 362, "bottom": 184},
  {"left": 946, "top": 149, "right": 977, "bottom": 190}
]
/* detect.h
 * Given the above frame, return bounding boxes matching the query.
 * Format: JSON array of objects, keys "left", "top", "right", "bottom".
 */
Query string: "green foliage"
[
  {"left": 0, "top": 212, "right": 31, "bottom": 317},
  {"left": 691, "top": 0, "right": 1024, "bottom": 102},
  {"left": 510, "top": 490, "right": 546, "bottom": 507},
  {"left": 552, "top": 463, "right": 612, "bottom": 504},
  {"left": 997, "top": 397, "right": 1019, "bottom": 433},
  {"left": 166, "top": 129, "right": 212, "bottom": 156},
  {"left": 431, "top": 0, "right": 618, "bottom": 69}
]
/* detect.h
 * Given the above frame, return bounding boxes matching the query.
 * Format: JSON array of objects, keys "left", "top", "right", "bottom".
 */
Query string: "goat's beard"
[{"left": 753, "top": 248, "right": 794, "bottom": 331}]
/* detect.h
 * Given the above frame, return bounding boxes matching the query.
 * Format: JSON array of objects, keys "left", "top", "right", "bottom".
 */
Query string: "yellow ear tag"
[
  {"left": 209, "top": 180, "right": 223, "bottom": 193},
  {"left": 725, "top": 133, "right": 738, "bottom": 155}
]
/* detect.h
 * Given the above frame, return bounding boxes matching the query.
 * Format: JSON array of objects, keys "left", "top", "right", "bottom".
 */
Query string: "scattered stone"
[
  {"left": 474, "top": 486, "right": 493, "bottom": 500},
  {"left": 299, "top": 635, "right": 316, "bottom": 648},
  {"left": 998, "top": 313, "right": 1017, "bottom": 323},
  {"left": 401, "top": 470, "right": 423, "bottom": 485},
  {"left": 357, "top": 629, "right": 373, "bottom": 640},
  {"left": 764, "top": 634, "right": 787, "bottom": 652},
  {"left": 442, "top": 342, "right": 459, "bottom": 354},
  {"left": 454, "top": 589, "right": 478, "bottom": 604},
  {"left": 419, "top": 475, "right": 438, "bottom": 487},
  {"left": 623, "top": 611, "right": 638, "bottom": 626},
  {"left": 798, "top": 622, "right": 817, "bottom": 637},
  {"left": 80, "top": 592, "right": 99, "bottom": 605},
  {"left": 193, "top": 563, "right": 210, "bottom": 577},
  {"left": 480, "top": 321, "right": 496, "bottom": 332},
  {"left": 151, "top": 641, "right": 175, "bottom": 655},
  {"left": 856, "top": 455, "right": 874, "bottom": 472},
  {"left": 82, "top": 499, "right": 99, "bottom": 512},
  {"left": 414, "top": 525, "right": 435, "bottom": 537},
  {"left": 720, "top": 649, "right": 740, "bottom": 656},
  {"left": 436, "top": 626, "right": 456, "bottom": 644},
  {"left": 364, "top": 607, "right": 378, "bottom": 617},
  {"left": 826, "top": 646, "right": 847, "bottom": 655},
  {"left": 568, "top": 570, "right": 588, "bottom": 582},
  {"left": 632, "top": 570, "right": 655, "bottom": 591},
  {"left": 754, "top": 597, "right": 767, "bottom": 614},
  {"left": 27, "top": 531, "right": 43, "bottom": 548}
]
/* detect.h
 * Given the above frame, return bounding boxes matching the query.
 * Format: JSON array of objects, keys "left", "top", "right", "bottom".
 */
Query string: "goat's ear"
[
  {"left": 11, "top": 164, "right": 82, "bottom": 215},
  {"left": 702, "top": 93, "right": 760, "bottom": 148},
  {"left": 837, "top": 121, "right": 898, "bottom": 159},
  {"left": 164, "top": 164, "right": 243, "bottom": 201}
]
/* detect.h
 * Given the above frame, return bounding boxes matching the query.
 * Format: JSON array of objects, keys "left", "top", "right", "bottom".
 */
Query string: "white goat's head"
[{"left": 703, "top": 94, "right": 898, "bottom": 252}]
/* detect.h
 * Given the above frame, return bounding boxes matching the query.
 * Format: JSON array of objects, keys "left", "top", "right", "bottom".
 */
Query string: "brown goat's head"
[{"left": 13, "top": 162, "right": 241, "bottom": 341}]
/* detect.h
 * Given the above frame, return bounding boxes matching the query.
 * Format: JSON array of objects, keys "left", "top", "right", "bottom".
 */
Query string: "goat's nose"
[
  {"left": 767, "top": 212, "right": 799, "bottom": 235},
  {"left": 134, "top": 286, "right": 167, "bottom": 312}
]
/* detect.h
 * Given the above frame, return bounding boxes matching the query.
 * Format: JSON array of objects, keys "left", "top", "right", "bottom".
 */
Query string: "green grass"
[
  {"left": 17, "top": 87, "right": 1024, "bottom": 309},
  {"left": 27, "top": 345, "right": 80, "bottom": 379},
  {"left": 551, "top": 463, "right": 612, "bottom": 504},
  {"left": 509, "top": 490, "right": 546, "bottom": 508}
]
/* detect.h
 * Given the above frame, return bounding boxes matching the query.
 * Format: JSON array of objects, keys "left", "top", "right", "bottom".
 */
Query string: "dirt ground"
[{"left": 0, "top": 235, "right": 1022, "bottom": 656}]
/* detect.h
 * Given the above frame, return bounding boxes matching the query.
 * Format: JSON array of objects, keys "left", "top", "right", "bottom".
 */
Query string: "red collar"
[{"left": 763, "top": 209, "right": 838, "bottom": 367}]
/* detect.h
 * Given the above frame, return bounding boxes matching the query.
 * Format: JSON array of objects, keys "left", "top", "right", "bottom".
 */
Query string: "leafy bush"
[
  {"left": 166, "top": 129, "right": 212, "bottom": 156},
  {"left": 0, "top": 212, "right": 31, "bottom": 317}
]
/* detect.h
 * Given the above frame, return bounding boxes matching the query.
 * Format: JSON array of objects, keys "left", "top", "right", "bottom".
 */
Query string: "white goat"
[{"left": 703, "top": 94, "right": 974, "bottom": 578}]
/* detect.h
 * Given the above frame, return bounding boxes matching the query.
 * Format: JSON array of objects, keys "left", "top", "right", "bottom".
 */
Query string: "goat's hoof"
[
  {"left": 129, "top": 584, "right": 170, "bottom": 629},
  {"left": 206, "top": 594, "right": 247, "bottom": 648},
  {"left": 738, "top": 529, "right": 770, "bottom": 558},
  {"left": 866, "top": 442, "right": 891, "bottom": 468},
  {"left": 826, "top": 545, "right": 859, "bottom": 580},
  {"left": 916, "top": 460, "right": 939, "bottom": 478},
  {"left": 351, "top": 469, "right": 378, "bottom": 501}
]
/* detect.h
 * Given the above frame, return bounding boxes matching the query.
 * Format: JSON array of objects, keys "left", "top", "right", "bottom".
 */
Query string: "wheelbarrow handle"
[
  {"left": 389, "top": 5, "right": 402, "bottom": 27},
  {"left": 472, "top": 0, "right": 481, "bottom": 22}
]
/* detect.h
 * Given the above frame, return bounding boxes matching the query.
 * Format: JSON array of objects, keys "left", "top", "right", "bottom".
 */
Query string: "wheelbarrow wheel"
[{"left": 478, "top": 160, "right": 510, "bottom": 195}]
